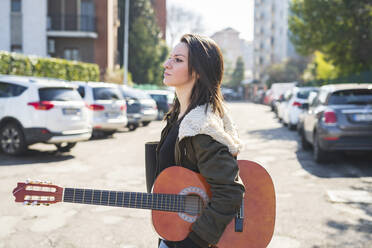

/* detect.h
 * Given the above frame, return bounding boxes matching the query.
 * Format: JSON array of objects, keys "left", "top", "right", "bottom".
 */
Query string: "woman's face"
[{"left": 163, "top": 42, "right": 196, "bottom": 88}]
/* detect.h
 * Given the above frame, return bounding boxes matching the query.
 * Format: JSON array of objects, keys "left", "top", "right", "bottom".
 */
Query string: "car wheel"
[
  {"left": 55, "top": 142, "right": 76, "bottom": 153},
  {"left": 0, "top": 123, "right": 27, "bottom": 155},
  {"left": 313, "top": 133, "right": 327, "bottom": 163},
  {"left": 142, "top": 121, "right": 151, "bottom": 126},
  {"left": 300, "top": 130, "right": 311, "bottom": 150},
  {"left": 103, "top": 131, "right": 116, "bottom": 136},
  {"left": 128, "top": 123, "right": 138, "bottom": 131}
]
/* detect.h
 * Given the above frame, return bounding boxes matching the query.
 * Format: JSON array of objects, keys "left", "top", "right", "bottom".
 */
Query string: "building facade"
[
  {"left": 211, "top": 28, "right": 253, "bottom": 82},
  {"left": 151, "top": 0, "right": 166, "bottom": 40},
  {"left": 253, "top": 0, "right": 298, "bottom": 82},
  {"left": 0, "top": 0, "right": 119, "bottom": 78},
  {"left": 0, "top": 0, "right": 47, "bottom": 56},
  {"left": 47, "top": 0, "right": 119, "bottom": 76}
]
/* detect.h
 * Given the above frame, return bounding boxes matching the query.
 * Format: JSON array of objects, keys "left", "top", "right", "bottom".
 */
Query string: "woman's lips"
[{"left": 164, "top": 72, "right": 171, "bottom": 77}]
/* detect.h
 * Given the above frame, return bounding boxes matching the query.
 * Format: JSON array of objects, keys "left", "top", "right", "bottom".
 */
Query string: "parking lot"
[{"left": 1, "top": 102, "right": 372, "bottom": 248}]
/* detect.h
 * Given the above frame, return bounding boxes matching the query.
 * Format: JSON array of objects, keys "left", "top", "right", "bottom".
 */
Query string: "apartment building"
[
  {"left": 211, "top": 28, "right": 253, "bottom": 81},
  {"left": 47, "top": 0, "right": 120, "bottom": 76},
  {"left": 0, "top": 0, "right": 119, "bottom": 77},
  {"left": 0, "top": 0, "right": 47, "bottom": 56},
  {"left": 253, "top": 0, "right": 298, "bottom": 82}
]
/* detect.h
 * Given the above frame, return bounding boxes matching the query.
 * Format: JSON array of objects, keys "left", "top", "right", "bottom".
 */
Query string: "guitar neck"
[{"left": 63, "top": 188, "right": 186, "bottom": 213}]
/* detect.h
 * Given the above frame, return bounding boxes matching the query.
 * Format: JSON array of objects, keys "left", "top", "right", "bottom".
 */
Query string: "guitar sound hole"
[{"left": 184, "top": 194, "right": 204, "bottom": 216}]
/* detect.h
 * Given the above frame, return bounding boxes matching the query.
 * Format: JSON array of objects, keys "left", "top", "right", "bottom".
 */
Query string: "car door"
[{"left": 0, "top": 82, "right": 11, "bottom": 118}]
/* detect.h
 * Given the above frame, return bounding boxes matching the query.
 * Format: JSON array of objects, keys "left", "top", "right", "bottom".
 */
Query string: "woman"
[{"left": 155, "top": 34, "right": 245, "bottom": 248}]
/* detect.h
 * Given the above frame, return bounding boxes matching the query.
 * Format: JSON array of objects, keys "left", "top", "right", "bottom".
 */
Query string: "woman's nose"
[{"left": 163, "top": 58, "right": 172, "bottom": 69}]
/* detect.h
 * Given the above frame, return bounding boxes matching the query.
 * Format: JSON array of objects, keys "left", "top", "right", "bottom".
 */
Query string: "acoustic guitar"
[{"left": 13, "top": 160, "right": 275, "bottom": 248}]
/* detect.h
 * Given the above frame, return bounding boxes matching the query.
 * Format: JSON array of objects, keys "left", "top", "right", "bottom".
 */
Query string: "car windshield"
[
  {"left": 150, "top": 94, "right": 168, "bottom": 102},
  {"left": 123, "top": 88, "right": 151, "bottom": 99},
  {"left": 328, "top": 89, "right": 372, "bottom": 105},
  {"left": 93, "top": 87, "right": 122, "bottom": 100},
  {"left": 297, "top": 89, "right": 318, "bottom": 99},
  {"left": 39, "top": 88, "right": 82, "bottom": 101}
]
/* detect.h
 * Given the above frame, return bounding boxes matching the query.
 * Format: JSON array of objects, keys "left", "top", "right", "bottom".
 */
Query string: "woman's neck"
[{"left": 175, "top": 86, "right": 192, "bottom": 119}]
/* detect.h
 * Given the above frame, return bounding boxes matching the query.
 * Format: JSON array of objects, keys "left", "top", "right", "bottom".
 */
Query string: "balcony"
[{"left": 47, "top": 14, "right": 97, "bottom": 38}]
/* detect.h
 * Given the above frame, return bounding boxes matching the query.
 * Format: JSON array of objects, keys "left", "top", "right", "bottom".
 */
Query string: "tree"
[
  {"left": 118, "top": 0, "right": 169, "bottom": 85},
  {"left": 265, "top": 57, "right": 310, "bottom": 88},
  {"left": 166, "top": 4, "right": 205, "bottom": 47},
  {"left": 288, "top": 0, "right": 372, "bottom": 76},
  {"left": 230, "top": 57, "right": 245, "bottom": 89}
]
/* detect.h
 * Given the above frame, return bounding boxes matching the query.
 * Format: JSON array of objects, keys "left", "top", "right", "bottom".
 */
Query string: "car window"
[
  {"left": 39, "top": 88, "right": 82, "bottom": 101},
  {"left": 150, "top": 94, "right": 167, "bottom": 102},
  {"left": 297, "top": 89, "right": 317, "bottom": 99},
  {"left": 77, "top": 86, "right": 85, "bottom": 98},
  {"left": 317, "top": 90, "right": 328, "bottom": 105},
  {"left": 0, "top": 82, "right": 27, "bottom": 98},
  {"left": 93, "top": 87, "right": 122, "bottom": 100},
  {"left": 328, "top": 89, "right": 372, "bottom": 105}
]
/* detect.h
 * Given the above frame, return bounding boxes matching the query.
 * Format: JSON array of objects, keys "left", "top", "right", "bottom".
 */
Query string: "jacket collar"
[{"left": 178, "top": 104, "right": 243, "bottom": 156}]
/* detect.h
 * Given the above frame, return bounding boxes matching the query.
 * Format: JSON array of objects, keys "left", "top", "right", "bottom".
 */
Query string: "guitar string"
[{"left": 63, "top": 191, "right": 202, "bottom": 213}]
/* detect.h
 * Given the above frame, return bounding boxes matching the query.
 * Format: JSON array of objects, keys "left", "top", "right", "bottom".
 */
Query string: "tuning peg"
[
  {"left": 31, "top": 201, "right": 39, "bottom": 206},
  {"left": 43, "top": 203, "right": 50, "bottom": 206},
  {"left": 23, "top": 201, "right": 29, "bottom": 205}
]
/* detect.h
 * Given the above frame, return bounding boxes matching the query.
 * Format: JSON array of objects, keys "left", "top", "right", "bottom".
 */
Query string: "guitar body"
[{"left": 152, "top": 160, "right": 276, "bottom": 248}]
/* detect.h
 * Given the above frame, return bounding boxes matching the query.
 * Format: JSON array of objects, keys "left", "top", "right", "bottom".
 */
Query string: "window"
[
  {"left": 11, "top": 0, "right": 21, "bottom": 12},
  {"left": 11, "top": 45, "right": 22, "bottom": 53},
  {"left": 328, "top": 89, "right": 372, "bottom": 105},
  {"left": 39, "top": 88, "right": 82, "bottom": 101},
  {"left": 64, "top": 48, "right": 80, "bottom": 61},
  {"left": 0, "top": 82, "right": 27, "bottom": 98},
  {"left": 93, "top": 88, "right": 122, "bottom": 100},
  {"left": 77, "top": 86, "right": 85, "bottom": 98}
]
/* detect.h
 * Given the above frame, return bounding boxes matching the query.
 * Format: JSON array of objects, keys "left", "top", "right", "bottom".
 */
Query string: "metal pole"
[{"left": 123, "top": 0, "right": 130, "bottom": 85}]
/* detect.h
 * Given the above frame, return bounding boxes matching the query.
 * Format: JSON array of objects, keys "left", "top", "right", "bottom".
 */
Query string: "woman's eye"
[{"left": 175, "top": 58, "right": 182, "bottom": 62}]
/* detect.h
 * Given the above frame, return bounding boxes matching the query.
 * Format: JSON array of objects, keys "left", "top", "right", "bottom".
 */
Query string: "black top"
[{"left": 157, "top": 117, "right": 182, "bottom": 171}]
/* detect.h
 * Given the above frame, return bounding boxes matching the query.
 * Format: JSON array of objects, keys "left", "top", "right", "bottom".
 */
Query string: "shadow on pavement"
[
  {"left": 0, "top": 149, "right": 74, "bottom": 166},
  {"left": 247, "top": 126, "right": 297, "bottom": 142}
]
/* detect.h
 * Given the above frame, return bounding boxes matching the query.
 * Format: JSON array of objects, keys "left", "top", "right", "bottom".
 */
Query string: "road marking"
[{"left": 327, "top": 190, "right": 372, "bottom": 204}]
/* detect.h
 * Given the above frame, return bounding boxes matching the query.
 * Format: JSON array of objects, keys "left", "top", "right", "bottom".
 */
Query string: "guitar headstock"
[{"left": 12, "top": 180, "right": 63, "bottom": 206}]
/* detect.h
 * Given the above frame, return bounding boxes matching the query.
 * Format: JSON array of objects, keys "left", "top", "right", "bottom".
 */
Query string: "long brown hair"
[{"left": 168, "top": 34, "right": 225, "bottom": 122}]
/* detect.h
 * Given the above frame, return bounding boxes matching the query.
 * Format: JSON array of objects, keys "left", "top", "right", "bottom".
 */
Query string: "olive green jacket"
[{"left": 155, "top": 104, "right": 245, "bottom": 246}]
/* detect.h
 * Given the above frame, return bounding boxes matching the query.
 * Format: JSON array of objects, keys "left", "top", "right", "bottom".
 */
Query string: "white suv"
[
  {"left": 0, "top": 75, "right": 92, "bottom": 155},
  {"left": 75, "top": 82, "right": 127, "bottom": 136}
]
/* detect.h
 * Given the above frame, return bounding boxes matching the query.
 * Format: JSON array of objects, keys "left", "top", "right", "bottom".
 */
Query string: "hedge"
[{"left": 0, "top": 50, "right": 99, "bottom": 81}]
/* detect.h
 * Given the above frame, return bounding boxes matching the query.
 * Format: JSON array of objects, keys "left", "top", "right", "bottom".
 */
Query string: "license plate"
[
  {"left": 105, "top": 112, "right": 120, "bottom": 118},
  {"left": 63, "top": 108, "right": 81, "bottom": 115},
  {"left": 353, "top": 114, "right": 372, "bottom": 122}
]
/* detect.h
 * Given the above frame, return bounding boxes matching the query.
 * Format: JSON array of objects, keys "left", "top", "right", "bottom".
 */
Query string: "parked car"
[
  {"left": 124, "top": 97, "right": 142, "bottom": 131},
  {"left": 282, "top": 87, "right": 319, "bottom": 130},
  {"left": 75, "top": 82, "right": 127, "bottom": 137},
  {"left": 146, "top": 90, "right": 175, "bottom": 120},
  {"left": 269, "top": 82, "right": 297, "bottom": 111},
  {"left": 276, "top": 90, "right": 292, "bottom": 122},
  {"left": 120, "top": 86, "right": 157, "bottom": 126},
  {"left": 297, "top": 90, "right": 319, "bottom": 135},
  {"left": 301, "top": 84, "right": 372, "bottom": 162},
  {"left": 0, "top": 75, "right": 92, "bottom": 155}
]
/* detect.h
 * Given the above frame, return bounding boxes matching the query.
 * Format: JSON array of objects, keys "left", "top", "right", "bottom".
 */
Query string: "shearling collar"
[{"left": 178, "top": 104, "right": 243, "bottom": 155}]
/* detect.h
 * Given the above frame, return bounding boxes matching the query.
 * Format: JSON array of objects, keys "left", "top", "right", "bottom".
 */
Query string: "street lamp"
[{"left": 123, "top": 0, "right": 130, "bottom": 85}]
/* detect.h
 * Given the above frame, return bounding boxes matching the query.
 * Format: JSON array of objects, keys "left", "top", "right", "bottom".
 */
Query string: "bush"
[{"left": 0, "top": 50, "right": 99, "bottom": 81}]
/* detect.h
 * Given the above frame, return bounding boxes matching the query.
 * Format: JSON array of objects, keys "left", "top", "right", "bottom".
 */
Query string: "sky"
[{"left": 167, "top": 0, "right": 254, "bottom": 42}]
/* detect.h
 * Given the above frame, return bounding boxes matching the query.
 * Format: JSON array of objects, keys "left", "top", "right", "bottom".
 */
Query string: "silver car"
[
  {"left": 301, "top": 84, "right": 372, "bottom": 162},
  {"left": 76, "top": 82, "right": 127, "bottom": 136}
]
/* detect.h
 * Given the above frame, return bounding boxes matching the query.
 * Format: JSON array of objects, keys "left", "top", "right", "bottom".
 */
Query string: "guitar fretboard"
[{"left": 63, "top": 188, "right": 187, "bottom": 213}]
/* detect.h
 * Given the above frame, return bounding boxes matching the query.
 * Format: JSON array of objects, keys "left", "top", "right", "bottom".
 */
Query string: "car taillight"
[
  {"left": 27, "top": 101, "right": 54, "bottom": 110},
  {"left": 323, "top": 110, "right": 337, "bottom": 124},
  {"left": 89, "top": 104, "right": 105, "bottom": 111},
  {"left": 292, "top": 101, "right": 302, "bottom": 107}
]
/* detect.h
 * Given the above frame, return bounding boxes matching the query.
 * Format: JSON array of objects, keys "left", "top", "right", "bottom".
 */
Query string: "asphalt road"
[{"left": 1, "top": 102, "right": 371, "bottom": 248}]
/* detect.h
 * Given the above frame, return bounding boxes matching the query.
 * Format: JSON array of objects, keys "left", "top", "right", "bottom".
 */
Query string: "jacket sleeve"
[{"left": 189, "top": 134, "right": 245, "bottom": 245}]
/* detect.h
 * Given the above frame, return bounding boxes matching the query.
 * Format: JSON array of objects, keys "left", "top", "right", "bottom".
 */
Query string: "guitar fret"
[
  {"left": 73, "top": 188, "right": 76, "bottom": 203},
  {"left": 102, "top": 191, "right": 109, "bottom": 205},
  {"left": 115, "top": 191, "right": 118, "bottom": 206}
]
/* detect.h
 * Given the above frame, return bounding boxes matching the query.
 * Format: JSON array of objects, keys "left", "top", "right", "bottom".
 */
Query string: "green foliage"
[
  {"left": 229, "top": 57, "right": 245, "bottom": 88},
  {"left": 119, "top": 0, "right": 169, "bottom": 85},
  {"left": 265, "top": 57, "right": 309, "bottom": 88},
  {"left": 289, "top": 0, "right": 372, "bottom": 76},
  {"left": 0, "top": 51, "right": 99, "bottom": 81}
]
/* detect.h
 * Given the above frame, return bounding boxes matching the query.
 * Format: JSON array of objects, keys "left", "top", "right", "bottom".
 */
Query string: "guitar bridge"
[{"left": 235, "top": 199, "right": 244, "bottom": 232}]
